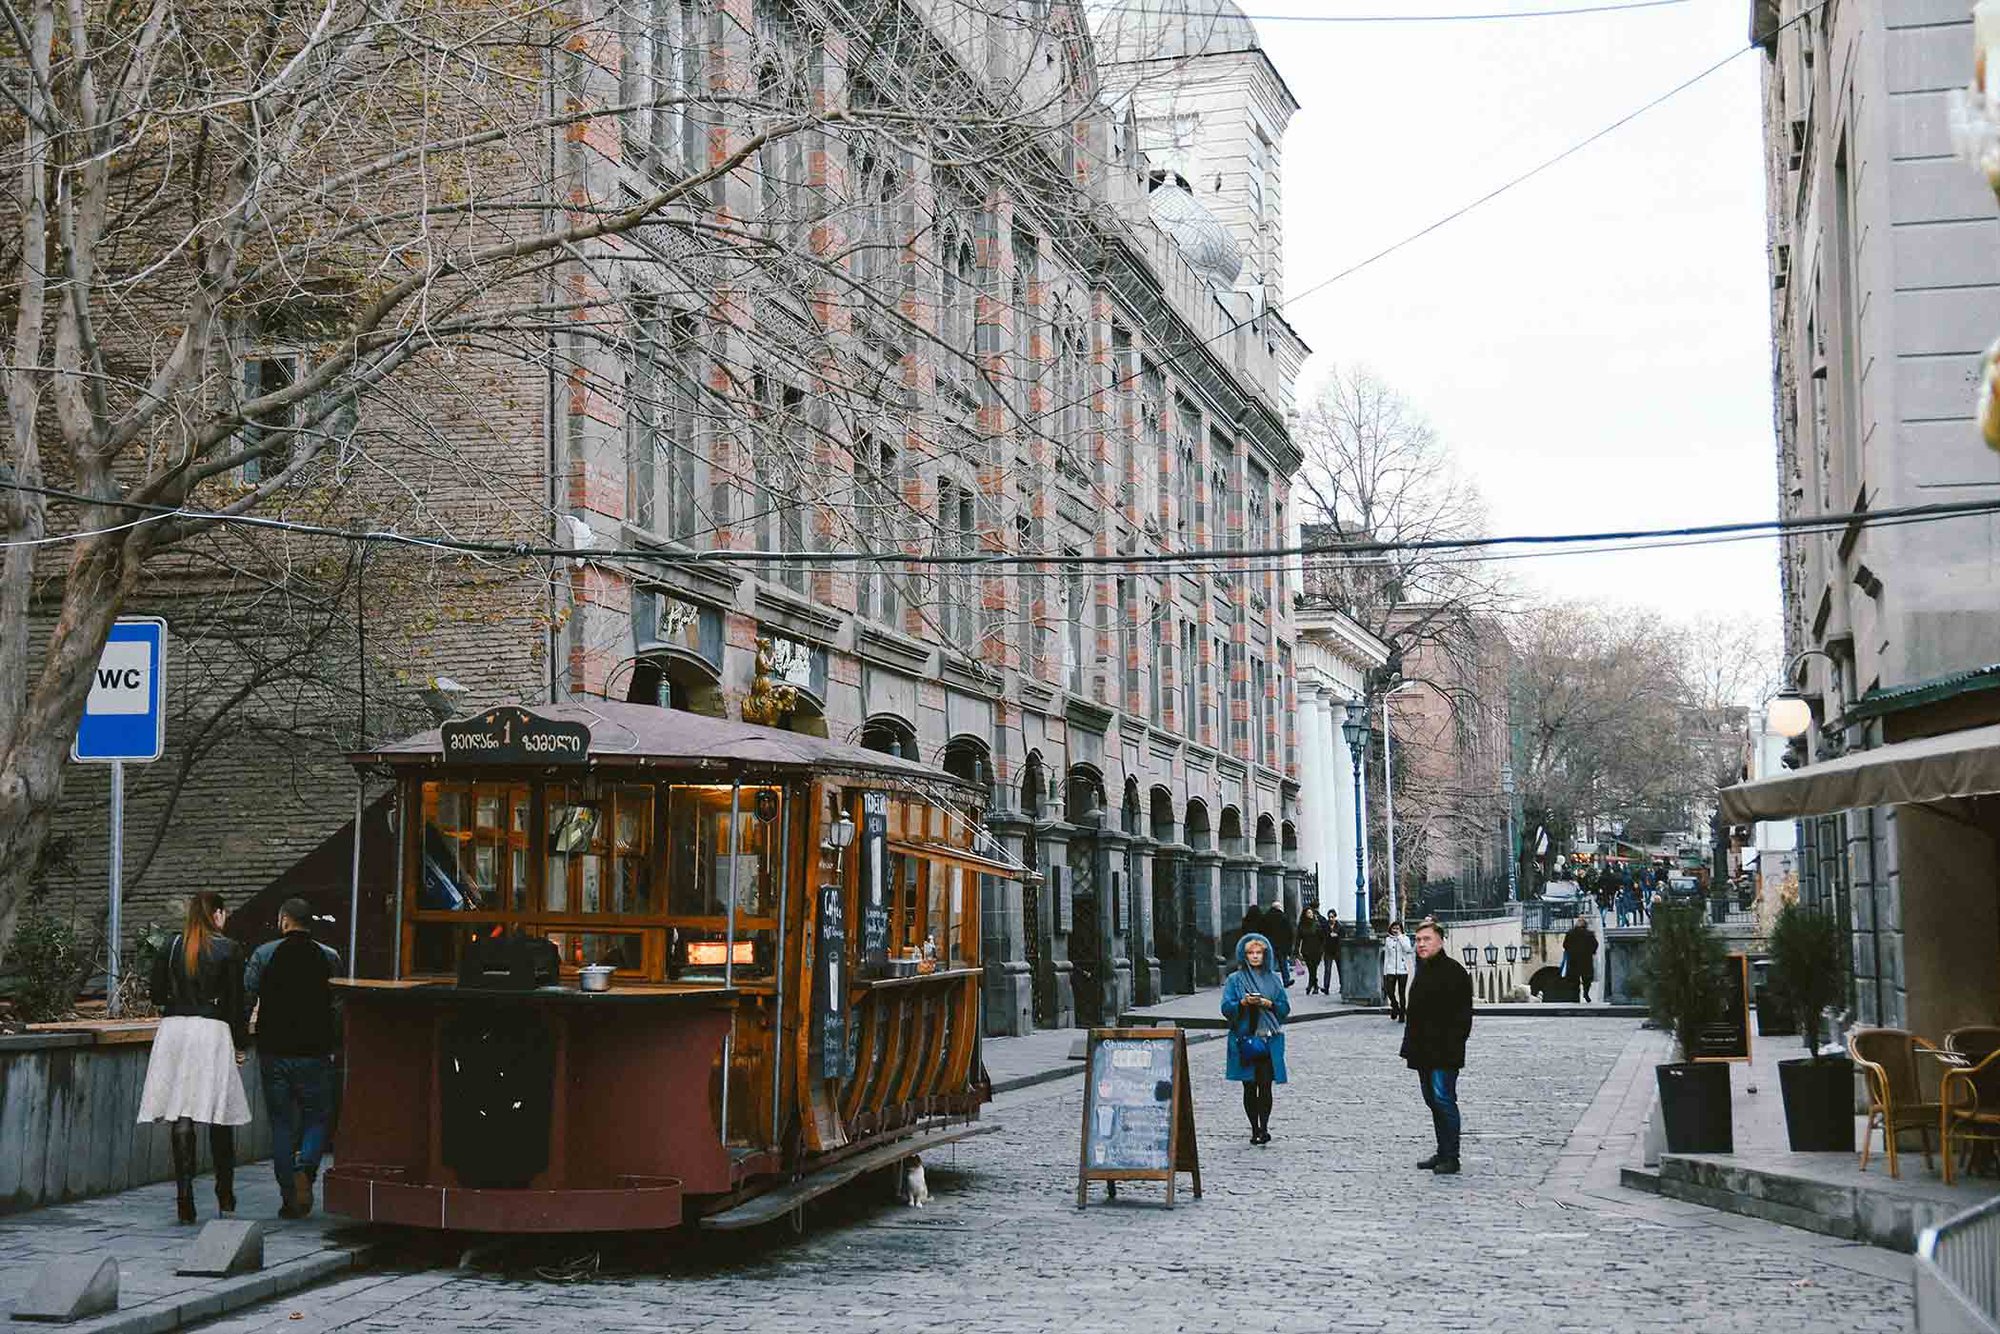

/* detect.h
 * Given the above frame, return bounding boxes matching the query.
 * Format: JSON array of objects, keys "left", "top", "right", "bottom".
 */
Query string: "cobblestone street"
[{"left": 197, "top": 1018, "right": 1911, "bottom": 1334}]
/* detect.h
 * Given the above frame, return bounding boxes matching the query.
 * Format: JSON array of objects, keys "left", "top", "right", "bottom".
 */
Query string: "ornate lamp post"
[{"left": 1341, "top": 710, "right": 1372, "bottom": 939}]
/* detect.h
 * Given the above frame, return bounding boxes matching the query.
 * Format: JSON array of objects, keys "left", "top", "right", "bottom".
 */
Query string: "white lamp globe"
[{"left": 1767, "top": 695, "right": 1813, "bottom": 739}]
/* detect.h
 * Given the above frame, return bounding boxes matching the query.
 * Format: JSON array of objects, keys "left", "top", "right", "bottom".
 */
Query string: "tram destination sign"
[{"left": 440, "top": 706, "right": 591, "bottom": 765}]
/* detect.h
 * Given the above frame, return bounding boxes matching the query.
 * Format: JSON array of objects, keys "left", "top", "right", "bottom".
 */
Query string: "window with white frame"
[
  {"left": 626, "top": 299, "right": 703, "bottom": 540},
  {"left": 853, "top": 434, "right": 900, "bottom": 623},
  {"left": 622, "top": 0, "right": 705, "bottom": 178}
]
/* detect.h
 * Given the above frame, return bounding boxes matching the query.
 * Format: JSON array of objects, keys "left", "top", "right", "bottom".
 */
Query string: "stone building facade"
[
  {"left": 41, "top": 0, "right": 1309, "bottom": 1035},
  {"left": 1751, "top": 0, "right": 2000, "bottom": 1035}
]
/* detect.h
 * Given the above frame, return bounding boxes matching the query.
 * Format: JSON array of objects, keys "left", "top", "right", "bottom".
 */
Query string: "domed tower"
[{"left": 1092, "top": 0, "right": 1298, "bottom": 298}]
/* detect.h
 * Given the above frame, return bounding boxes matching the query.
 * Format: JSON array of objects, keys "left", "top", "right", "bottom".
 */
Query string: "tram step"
[{"left": 697, "top": 1122, "right": 1000, "bottom": 1231}]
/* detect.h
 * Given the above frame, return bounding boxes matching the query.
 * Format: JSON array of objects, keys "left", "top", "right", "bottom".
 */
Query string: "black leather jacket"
[{"left": 151, "top": 935, "right": 249, "bottom": 1051}]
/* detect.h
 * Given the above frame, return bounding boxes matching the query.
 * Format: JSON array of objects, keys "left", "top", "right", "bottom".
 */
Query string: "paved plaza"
[{"left": 183, "top": 1018, "right": 1911, "bottom": 1334}]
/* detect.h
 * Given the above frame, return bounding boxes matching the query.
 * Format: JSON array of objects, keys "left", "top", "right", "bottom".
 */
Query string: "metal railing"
[{"left": 1916, "top": 1193, "right": 2000, "bottom": 1334}]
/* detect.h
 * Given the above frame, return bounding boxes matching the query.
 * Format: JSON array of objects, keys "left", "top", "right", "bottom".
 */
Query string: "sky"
[{"left": 1260, "top": 0, "right": 1782, "bottom": 628}]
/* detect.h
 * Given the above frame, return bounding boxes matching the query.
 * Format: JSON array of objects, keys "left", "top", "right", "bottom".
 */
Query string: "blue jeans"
[
  {"left": 262, "top": 1056, "right": 334, "bottom": 1188},
  {"left": 1418, "top": 1067, "right": 1461, "bottom": 1163}
]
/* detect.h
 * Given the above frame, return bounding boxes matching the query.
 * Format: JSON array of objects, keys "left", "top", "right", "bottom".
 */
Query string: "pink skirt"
[{"left": 136, "top": 1016, "right": 252, "bottom": 1125}]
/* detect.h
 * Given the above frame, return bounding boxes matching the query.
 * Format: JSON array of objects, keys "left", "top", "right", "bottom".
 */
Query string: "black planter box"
[
  {"left": 1777, "top": 1056, "right": 1856, "bottom": 1153},
  {"left": 1657, "top": 1061, "right": 1733, "bottom": 1154}
]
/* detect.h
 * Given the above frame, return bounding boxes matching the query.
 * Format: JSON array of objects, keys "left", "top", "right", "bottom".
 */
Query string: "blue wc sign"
[{"left": 72, "top": 618, "right": 167, "bottom": 764}]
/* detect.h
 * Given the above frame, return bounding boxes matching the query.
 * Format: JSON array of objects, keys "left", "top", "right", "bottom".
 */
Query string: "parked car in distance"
[
  {"left": 1541, "top": 880, "right": 1584, "bottom": 906},
  {"left": 1665, "top": 875, "right": 1701, "bottom": 900}
]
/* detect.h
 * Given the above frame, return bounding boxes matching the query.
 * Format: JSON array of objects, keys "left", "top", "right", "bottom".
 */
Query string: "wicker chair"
[
  {"left": 1942, "top": 1028, "right": 2000, "bottom": 1185},
  {"left": 1851, "top": 1028, "right": 1943, "bottom": 1178}
]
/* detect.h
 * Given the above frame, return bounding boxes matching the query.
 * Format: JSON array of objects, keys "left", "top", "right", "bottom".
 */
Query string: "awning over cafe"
[{"left": 1718, "top": 722, "right": 2000, "bottom": 823}]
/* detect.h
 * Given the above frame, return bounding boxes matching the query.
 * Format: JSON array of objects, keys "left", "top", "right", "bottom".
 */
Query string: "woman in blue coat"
[{"left": 1222, "top": 931, "right": 1291, "bottom": 1144}]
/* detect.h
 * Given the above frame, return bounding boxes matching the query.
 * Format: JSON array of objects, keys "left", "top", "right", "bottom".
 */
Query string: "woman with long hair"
[
  {"left": 138, "top": 892, "right": 250, "bottom": 1223},
  {"left": 1221, "top": 932, "right": 1290, "bottom": 1144}
]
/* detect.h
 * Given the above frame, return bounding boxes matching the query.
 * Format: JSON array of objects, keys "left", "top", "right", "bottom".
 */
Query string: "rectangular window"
[
  {"left": 622, "top": 0, "right": 704, "bottom": 177},
  {"left": 1065, "top": 560, "right": 1087, "bottom": 694},
  {"left": 755, "top": 379, "right": 808, "bottom": 592},
  {"left": 239, "top": 353, "right": 301, "bottom": 485},
  {"left": 1252, "top": 656, "right": 1267, "bottom": 765},
  {"left": 1148, "top": 605, "right": 1165, "bottom": 726},
  {"left": 939, "top": 477, "right": 976, "bottom": 645},
  {"left": 626, "top": 302, "right": 702, "bottom": 539},
  {"left": 1141, "top": 361, "right": 1165, "bottom": 529},
  {"left": 1175, "top": 400, "right": 1200, "bottom": 544},
  {"left": 419, "top": 782, "right": 531, "bottom": 914},
  {"left": 1181, "top": 620, "right": 1197, "bottom": 737},
  {"left": 1116, "top": 577, "right": 1134, "bottom": 710},
  {"left": 544, "top": 782, "right": 655, "bottom": 915},
  {"left": 1011, "top": 230, "right": 1039, "bottom": 422},
  {"left": 664, "top": 784, "right": 779, "bottom": 979}
]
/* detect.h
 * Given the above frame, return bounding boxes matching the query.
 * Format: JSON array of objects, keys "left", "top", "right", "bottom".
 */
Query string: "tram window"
[
  {"left": 667, "top": 927, "right": 774, "bottom": 981},
  {"left": 925, "top": 864, "right": 951, "bottom": 963},
  {"left": 412, "top": 920, "right": 500, "bottom": 975},
  {"left": 543, "top": 930, "right": 644, "bottom": 972},
  {"left": 665, "top": 786, "right": 777, "bottom": 918},
  {"left": 544, "top": 784, "right": 653, "bottom": 916},
  {"left": 890, "top": 854, "right": 921, "bottom": 955},
  {"left": 420, "top": 782, "right": 529, "bottom": 912}
]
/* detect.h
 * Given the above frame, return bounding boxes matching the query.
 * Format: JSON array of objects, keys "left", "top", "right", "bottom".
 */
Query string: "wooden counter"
[{"left": 326, "top": 981, "right": 738, "bottom": 1232}]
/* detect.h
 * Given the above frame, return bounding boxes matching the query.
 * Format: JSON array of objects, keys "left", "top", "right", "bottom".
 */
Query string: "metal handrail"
[{"left": 1916, "top": 1193, "right": 2000, "bottom": 1334}]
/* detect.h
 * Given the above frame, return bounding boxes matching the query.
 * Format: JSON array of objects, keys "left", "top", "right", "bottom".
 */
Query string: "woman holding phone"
[{"left": 1221, "top": 932, "right": 1291, "bottom": 1144}]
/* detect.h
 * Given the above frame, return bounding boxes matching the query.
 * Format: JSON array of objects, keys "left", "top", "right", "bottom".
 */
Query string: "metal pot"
[{"left": 578, "top": 964, "right": 615, "bottom": 993}]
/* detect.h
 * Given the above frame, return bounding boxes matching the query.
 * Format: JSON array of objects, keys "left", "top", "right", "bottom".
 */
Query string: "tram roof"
[{"left": 353, "top": 699, "right": 974, "bottom": 792}]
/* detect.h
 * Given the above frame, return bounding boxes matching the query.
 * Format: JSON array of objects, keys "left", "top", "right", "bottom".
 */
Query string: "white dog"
[{"left": 898, "top": 1155, "right": 929, "bottom": 1208}]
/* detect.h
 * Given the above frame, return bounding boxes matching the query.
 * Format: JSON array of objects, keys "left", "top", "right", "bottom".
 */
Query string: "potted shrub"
[
  {"left": 1767, "top": 903, "right": 1853, "bottom": 1152},
  {"left": 1641, "top": 903, "right": 1732, "bottom": 1153}
]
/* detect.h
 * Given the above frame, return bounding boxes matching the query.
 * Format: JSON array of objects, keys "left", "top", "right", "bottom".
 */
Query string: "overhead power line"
[
  {"left": 1091, "top": 0, "right": 1687, "bottom": 25},
  {"left": 4, "top": 479, "right": 1993, "bottom": 571}
]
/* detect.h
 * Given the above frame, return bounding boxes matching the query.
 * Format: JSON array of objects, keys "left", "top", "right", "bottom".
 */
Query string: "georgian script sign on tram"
[{"left": 440, "top": 706, "right": 591, "bottom": 765}]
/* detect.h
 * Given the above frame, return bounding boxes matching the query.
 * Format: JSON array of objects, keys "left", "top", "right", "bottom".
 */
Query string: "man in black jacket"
[
  {"left": 245, "top": 899, "right": 341, "bottom": 1219},
  {"left": 1400, "top": 918, "right": 1473, "bottom": 1175}
]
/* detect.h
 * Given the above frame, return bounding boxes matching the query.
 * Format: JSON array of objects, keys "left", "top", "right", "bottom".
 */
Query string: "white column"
[
  {"left": 1327, "top": 697, "right": 1359, "bottom": 924},
  {"left": 1298, "top": 686, "right": 1330, "bottom": 889}
]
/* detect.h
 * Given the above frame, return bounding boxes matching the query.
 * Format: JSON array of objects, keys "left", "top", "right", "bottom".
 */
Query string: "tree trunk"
[{"left": 0, "top": 535, "right": 151, "bottom": 965}]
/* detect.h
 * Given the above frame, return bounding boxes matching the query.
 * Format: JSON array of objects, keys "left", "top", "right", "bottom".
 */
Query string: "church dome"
[
  {"left": 1147, "top": 177, "right": 1242, "bottom": 288},
  {"left": 1092, "top": 0, "right": 1259, "bottom": 64}
]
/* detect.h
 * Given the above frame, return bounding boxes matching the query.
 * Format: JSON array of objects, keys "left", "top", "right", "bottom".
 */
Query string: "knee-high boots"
[
  {"left": 210, "top": 1125, "right": 236, "bottom": 1214},
  {"left": 169, "top": 1120, "right": 198, "bottom": 1224}
]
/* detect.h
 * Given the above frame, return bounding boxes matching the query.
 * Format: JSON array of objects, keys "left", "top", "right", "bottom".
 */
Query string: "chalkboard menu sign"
[
  {"left": 440, "top": 706, "right": 589, "bottom": 765},
  {"left": 1076, "top": 1027, "right": 1200, "bottom": 1207},
  {"left": 860, "top": 793, "right": 889, "bottom": 976},
  {"left": 814, "top": 883, "right": 851, "bottom": 1078},
  {"left": 1693, "top": 953, "right": 1752, "bottom": 1063}
]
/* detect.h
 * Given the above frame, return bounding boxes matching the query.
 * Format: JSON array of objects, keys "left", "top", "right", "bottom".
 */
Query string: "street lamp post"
[{"left": 1342, "top": 709, "right": 1372, "bottom": 939}]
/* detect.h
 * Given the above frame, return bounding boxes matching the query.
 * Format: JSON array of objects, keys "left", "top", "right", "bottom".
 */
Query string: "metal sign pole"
[{"left": 107, "top": 760, "right": 124, "bottom": 1017}]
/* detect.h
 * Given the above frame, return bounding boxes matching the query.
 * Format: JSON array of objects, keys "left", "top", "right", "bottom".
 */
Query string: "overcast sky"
[{"left": 1264, "top": 0, "right": 1780, "bottom": 629}]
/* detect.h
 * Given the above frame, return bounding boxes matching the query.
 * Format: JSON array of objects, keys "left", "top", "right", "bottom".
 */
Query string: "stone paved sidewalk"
[{"left": 0, "top": 1167, "right": 378, "bottom": 1334}]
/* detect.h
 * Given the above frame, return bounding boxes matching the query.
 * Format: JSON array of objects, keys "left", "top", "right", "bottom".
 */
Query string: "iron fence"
[{"left": 1916, "top": 1193, "right": 2000, "bottom": 1334}]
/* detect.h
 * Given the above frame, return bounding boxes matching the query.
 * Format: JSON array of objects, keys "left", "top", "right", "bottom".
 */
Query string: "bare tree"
[{"left": 0, "top": 0, "right": 1190, "bottom": 948}]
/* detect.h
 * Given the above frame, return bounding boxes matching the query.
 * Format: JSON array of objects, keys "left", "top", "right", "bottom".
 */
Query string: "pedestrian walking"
[
  {"left": 1297, "top": 905, "right": 1326, "bottom": 995},
  {"left": 1221, "top": 932, "right": 1290, "bottom": 1144},
  {"left": 1320, "top": 908, "right": 1342, "bottom": 995},
  {"left": 245, "top": 898, "right": 343, "bottom": 1219},
  {"left": 138, "top": 892, "right": 251, "bottom": 1224},
  {"left": 1561, "top": 916, "right": 1599, "bottom": 1004},
  {"left": 1261, "top": 902, "right": 1295, "bottom": 985},
  {"left": 1380, "top": 919, "right": 1414, "bottom": 1022},
  {"left": 1401, "top": 918, "right": 1473, "bottom": 1175}
]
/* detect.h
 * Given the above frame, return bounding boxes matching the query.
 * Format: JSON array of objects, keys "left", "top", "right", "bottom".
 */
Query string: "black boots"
[
  {"left": 170, "top": 1121, "right": 198, "bottom": 1224},
  {"left": 210, "top": 1126, "right": 236, "bottom": 1215}
]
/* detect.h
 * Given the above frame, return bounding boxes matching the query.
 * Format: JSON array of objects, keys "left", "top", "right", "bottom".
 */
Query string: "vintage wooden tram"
[{"left": 324, "top": 700, "right": 1011, "bottom": 1232}]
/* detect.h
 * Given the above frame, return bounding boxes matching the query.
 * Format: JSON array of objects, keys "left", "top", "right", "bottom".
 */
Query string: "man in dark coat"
[
  {"left": 1261, "top": 903, "right": 1295, "bottom": 986},
  {"left": 1400, "top": 918, "right": 1474, "bottom": 1175},
  {"left": 1562, "top": 917, "right": 1599, "bottom": 1003}
]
